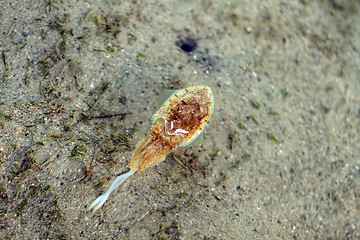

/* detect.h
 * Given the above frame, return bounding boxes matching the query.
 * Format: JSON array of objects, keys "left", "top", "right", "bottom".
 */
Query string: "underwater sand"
[{"left": 0, "top": 0, "right": 359, "bottom": 239}]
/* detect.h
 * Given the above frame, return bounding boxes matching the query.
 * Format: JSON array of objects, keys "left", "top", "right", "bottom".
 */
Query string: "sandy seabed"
[{"left": 0, "top": 0, "right": 359, "bottom": 239}]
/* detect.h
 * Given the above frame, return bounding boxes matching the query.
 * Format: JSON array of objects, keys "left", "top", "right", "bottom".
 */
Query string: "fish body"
[
  {"left": 89, "top": 85, "right": 214, "bottom": 212},
  {"left": 130, "top": 85, "right": 214, "bottom": 172}
]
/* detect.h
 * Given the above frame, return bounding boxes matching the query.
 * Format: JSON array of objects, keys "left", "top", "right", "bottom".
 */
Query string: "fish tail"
[{"left": 89, "top": 170, "right": 134, "bottom": 212}]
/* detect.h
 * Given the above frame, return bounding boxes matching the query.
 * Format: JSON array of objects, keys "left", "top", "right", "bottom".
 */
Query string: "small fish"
[{"left": 89, "top": 85, "right": 214, "bottom": 212}]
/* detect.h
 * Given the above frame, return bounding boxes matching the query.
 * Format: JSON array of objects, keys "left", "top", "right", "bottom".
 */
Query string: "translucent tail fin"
[{"left": 89, "top": 170, "right": 134, "bottom": 212}]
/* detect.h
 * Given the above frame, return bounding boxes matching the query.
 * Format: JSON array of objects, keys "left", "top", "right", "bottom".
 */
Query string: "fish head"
[{"left": 152, "top": 85, "right": 214, "bottom": 147}]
